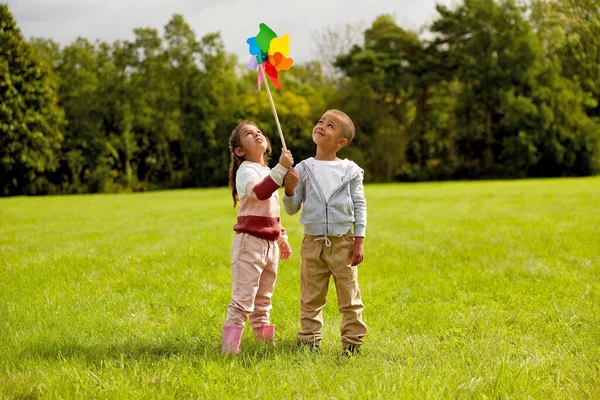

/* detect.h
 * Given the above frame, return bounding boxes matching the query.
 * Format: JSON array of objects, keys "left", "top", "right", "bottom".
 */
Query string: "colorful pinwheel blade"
[
  {"left": 246, "top": 36, "right": 261, "bottom": 56},
  {"left": 264, "top": 62, "right": 281, "bottom": 89},
  {"left": 246, "top": 56, "right": 259, "bottom": 71},
  {"left": 258, "top": 69, "right": 264, "bottom": 90},
  {"left": 269, "top": 52, "right": 294, "bottom": 71},
  {"left": 268, "top": 34, "right": 290, "bottom": 56},
  {"left": 256, "top": 23, "right": 277, "bottom": 53}
]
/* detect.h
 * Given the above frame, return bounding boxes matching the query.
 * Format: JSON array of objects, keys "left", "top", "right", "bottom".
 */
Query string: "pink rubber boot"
[
  {"left": 253, "top": 325, "right": 275, "bottom": 343},
  {"left": 222, "top": 326, "right": 243, "bottom": 354}
]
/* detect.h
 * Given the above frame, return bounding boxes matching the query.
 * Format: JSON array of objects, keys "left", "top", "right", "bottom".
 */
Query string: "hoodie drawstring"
[{"left": 313, "top": 234, "right": 343, "bottom": 247}]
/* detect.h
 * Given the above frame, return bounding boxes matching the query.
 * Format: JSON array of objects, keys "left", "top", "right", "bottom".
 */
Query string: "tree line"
[{"left": 1, "top": 0, "right": 599, "bottom": 196}]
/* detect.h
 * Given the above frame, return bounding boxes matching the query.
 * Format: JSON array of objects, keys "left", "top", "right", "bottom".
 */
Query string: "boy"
[{"left": 283, "top": 109, "right": 367, "bottom": 356}]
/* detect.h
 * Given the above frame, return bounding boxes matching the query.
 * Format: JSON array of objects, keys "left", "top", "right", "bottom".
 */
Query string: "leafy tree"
[{"left": 0, "top": 4, "right": 66, "bottom": 195}]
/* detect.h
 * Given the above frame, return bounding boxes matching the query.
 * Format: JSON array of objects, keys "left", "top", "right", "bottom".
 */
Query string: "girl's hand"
[
  {"left": 279, "top": 149, "right": 294, "bottom": 169},
  {"left": 279, "top": 239, "right": 292, "bottom": 260}
]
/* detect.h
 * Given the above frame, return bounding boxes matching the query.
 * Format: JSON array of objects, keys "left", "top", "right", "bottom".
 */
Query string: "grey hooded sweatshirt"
[{"left": 282, "top": 157, "right": 367, "bottom": 237}]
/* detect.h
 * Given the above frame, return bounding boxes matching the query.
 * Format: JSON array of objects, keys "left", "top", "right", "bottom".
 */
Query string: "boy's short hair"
[{"left": 328, "top": 109, "right": 355, "bottom": 146}]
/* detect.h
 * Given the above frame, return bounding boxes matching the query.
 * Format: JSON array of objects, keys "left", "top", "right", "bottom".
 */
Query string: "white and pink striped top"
[{"left": 233, "top": 161, "right": 288, "bottom": 241}]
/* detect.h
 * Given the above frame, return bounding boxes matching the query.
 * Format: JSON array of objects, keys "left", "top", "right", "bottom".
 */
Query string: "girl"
[{"left": 222, "top": 121, "right": 293, "bottom": 354}]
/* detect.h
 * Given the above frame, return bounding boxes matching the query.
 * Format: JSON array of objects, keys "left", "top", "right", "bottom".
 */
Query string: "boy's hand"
[
  {"left": 284, "top": 168, "right": 299, "bottom": 196},
  {"left": 279, "top": 239, "right": 292, "bottom": 260},
  {"left": 279, "top": 149, "right": 294, "bottom": 169},
  {"left": 349, "top": 237, "right": 364, "bottom": 266}
]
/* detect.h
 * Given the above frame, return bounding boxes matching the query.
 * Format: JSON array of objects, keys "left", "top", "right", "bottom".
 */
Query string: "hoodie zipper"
[
  {"left": 304, "top": 163, "right": 358, "bottom": 235},
  {"left": 305, "top": 166, "right": 329, "bottom": 234}
]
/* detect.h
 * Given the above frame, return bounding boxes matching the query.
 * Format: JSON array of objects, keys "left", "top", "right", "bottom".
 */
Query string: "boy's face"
[
  {"left": 312, "top": 111, "right": 348, "bottom": 151},
  {"left": 235, "top": 124, "right": 267, "bottom": 159}
]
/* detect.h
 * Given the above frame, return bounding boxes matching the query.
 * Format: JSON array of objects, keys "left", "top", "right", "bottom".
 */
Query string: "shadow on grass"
[
  {"left": 22, "top": 335, "right": 217, "bottom": 363},
  {"left": 21, "top": 335, "right": 312, "bottom": 364}
]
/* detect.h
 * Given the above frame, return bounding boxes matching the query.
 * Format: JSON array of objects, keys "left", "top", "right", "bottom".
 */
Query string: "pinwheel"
[{"left": 246, "top": 23, "right": 294, "bottom": 150}]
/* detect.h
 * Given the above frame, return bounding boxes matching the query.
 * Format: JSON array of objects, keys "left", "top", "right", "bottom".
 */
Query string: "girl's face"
[{"left": 235, "top": 124, "right": 268, "bottom": 162}]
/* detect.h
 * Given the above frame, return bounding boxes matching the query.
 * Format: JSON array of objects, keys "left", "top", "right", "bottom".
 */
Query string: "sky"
[{"left": 6, "top": 0, "right": 453, "bottom": 63}]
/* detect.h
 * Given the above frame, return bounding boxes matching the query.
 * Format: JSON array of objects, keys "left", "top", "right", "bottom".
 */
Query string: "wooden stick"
[{"left": 258, "top": 63, "right": 287, "bottom": 151}]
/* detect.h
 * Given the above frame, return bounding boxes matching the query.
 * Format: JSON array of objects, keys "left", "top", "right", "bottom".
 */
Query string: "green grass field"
[{"left": 1, "top": 178, "right": 599, "bottom": 399}]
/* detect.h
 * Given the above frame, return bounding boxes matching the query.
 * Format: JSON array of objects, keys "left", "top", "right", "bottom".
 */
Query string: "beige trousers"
[{"left": 296, "top": 231, "right": 367, "bottom": 347}]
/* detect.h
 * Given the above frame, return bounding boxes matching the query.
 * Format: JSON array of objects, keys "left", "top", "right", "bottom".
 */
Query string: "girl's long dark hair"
[{"left": 228, "top": 121, "right": 272, "bottom": 207}]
